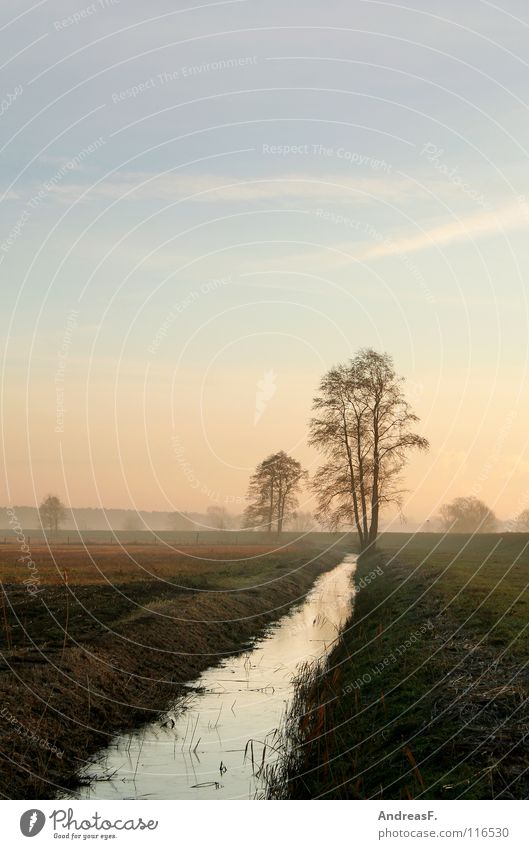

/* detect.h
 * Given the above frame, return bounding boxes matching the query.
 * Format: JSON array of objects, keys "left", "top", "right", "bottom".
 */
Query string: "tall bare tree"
[
  {"left": 39, "top": 494, "right": 67, "bottom": 534},
  {"left": 244, "top": 451, "right": 307, "bottom": 534},
  {"left": 310, "top": 349, "right": 429, "bottom": 550},
  {"left": 514, "top": 508, "right": 529, "bottom": 531},
  {"left": 206, "top": 505, "right": 229, "bottom": 530},
  {"left": 439, "top": 496, "right": 497, "bottom": 533},
  {"left": 288, "top": 511, "right": 316, "bottom": 532}
]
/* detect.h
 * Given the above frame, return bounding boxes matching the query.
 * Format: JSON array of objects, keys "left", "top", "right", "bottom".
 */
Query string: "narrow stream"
[{"left": 70, "top": 554, "right": 357, "bottom": 800}]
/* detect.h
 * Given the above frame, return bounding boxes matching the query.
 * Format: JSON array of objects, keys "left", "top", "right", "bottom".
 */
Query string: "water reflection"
[{"left": 71, "top": 554, "right": 357, "bottom": 800}]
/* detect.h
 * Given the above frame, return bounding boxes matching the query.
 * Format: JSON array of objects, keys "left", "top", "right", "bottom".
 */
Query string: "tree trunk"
[
  {"left": 276, "top": 478, "right": 284, "bottom": 534},
  {"left": 342, "top": 417, "right": 365, "bottom": 549},
  {"left": 368, "top": 403, "right": 380, "bottom": 547},
  {"left": 355, "top": 421, "right": 369, "bottom": 543},
  {"left": 267, "top": 480, "right": 275, "bottom": 532},
  {"left": 368, "top": 493, "right": 379, "bottom": 546}
]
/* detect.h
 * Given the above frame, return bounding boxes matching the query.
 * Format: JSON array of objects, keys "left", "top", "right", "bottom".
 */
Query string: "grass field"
[
  {"left": 0, "top": 540, "right": 349, "bottom": 799},
  {"left": 0, "top": 541, "right": 314, "bottom": 586},
  {"left": 268, "top": 533, "right": 529, "bottom": 800},
  {"left": 0, "top": 528, "right": 356, "bottom": 549}
]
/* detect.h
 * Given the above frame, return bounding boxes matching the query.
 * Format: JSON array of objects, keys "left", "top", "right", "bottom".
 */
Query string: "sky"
[{"left": 1, "top": 0, "right": 529, "bottom": 526}]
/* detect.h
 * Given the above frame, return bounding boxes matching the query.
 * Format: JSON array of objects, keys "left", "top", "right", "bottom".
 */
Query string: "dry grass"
[
  {"left": 267, "top": 534, "right": 529, "bottom": 800},
  {"left": 0, "top": 542, "right": 285, "bottom": 586},
  {"left": 0, "top": 541, "right": 348, "bottom": 799}
]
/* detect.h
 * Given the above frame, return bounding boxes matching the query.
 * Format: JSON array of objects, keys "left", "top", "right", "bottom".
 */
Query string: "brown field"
[
  {"left": 0, "top": 541, "right": 349, "bottom": 799},
  {"left": 0, "top": 542, "right": 291, "bottom": 586}
]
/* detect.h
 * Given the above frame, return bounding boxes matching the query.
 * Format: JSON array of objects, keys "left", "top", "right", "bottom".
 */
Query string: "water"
[{"left": 71, "top": 554, "right": 357, "bottom": 800}]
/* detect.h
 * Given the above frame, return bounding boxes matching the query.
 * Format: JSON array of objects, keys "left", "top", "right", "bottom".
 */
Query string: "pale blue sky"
[{"left": 1, "top": 0, "right": 529, "bottom": 523}]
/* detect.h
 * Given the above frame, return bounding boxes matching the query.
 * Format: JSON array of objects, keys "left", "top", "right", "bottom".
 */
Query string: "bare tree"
[
  {"left": 287, "top": 511, "right": 316, "bottom": 532},
  {"left": 309, "top": 349, "right": 429, "bottom": 551},
  {"left": 244, "top": 451, "right": 307, "bottom": 534},
  {"left": 439, "top": 496, "right": 497, "bottom": 533},
  {"left": 514, "top": 509, "right": 529, "bottom": 531},
  {"left": 39, "top": 494, "right": 67, "bottom": 534},
  {"left": 206, "top": 505, "right": 229, "bottom": 530}
]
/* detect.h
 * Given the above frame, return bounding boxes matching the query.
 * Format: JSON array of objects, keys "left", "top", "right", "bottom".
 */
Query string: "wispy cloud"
[
  {"left": 45, "top": 171, "right": 416, "bottom": 205},
  {"left": 363, "top": 201, "right": 528, "bottom": 259}
]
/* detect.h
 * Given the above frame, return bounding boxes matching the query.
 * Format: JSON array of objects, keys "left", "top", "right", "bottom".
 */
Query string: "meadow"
[{"left": 267, "top": 533, "right": 529, "bottom": 800}]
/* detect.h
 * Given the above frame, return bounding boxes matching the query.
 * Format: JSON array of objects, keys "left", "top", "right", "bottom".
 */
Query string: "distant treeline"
[
  {"left": 0, "top": 506, "right": 211, "bottom": 532},
  {"left": 0, "top": 506, "right": 316, "bottom": 533}
]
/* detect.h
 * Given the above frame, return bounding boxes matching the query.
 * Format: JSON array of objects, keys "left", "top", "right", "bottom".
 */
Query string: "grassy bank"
[
  {"left": 0, "top": 541, "right": 349, "bottom": 799},
  {"left": 267, "top": 534, "right": 529, "bottom": 799}
]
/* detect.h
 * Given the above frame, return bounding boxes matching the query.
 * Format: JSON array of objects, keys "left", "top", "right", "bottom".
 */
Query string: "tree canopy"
[
  {"left": 244, "top": 450, "right": 307, "bottom": 534},
  {"left": 439, "top": 496, "right": 497, "bottom": 533},
  {"left": 309, "top": 348, "right": 429, "bottom": 550},
  {"left": 39, "top": 494, "right": 67, "bottom": 534},
  {"left": 514, "top": 509, "right": 529, "bottom": 531}
]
